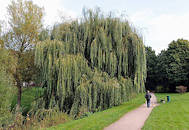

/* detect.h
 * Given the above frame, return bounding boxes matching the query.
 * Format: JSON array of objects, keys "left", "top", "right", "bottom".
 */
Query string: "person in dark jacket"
[{"left": 145, "top": 90, "right": 151, "bottom": 108}]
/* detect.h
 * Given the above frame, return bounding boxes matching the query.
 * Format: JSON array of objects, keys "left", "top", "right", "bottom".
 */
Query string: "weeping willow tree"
[{"left": 35, "top": 9, "right": 146, "bottom": 118}]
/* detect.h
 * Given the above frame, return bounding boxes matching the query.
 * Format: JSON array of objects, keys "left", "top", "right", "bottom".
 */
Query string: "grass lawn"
[
  {"left": 142, "top": 93, "right": 189, "bottom": 130},
  {"left": 49, "top": 94, "right": 145, "bottom": 130}
]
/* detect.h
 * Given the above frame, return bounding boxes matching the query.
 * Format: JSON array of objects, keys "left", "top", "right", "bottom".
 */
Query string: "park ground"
[
  {"left": 14, "top": 89, "right": 189, "bottom": 130},
  {"left": 142, "top": 93, "right": 189, "bottom": 130},
  {"left": 49, "top": 92, "right": 189, "bottom": 130},
  {"left": 48, "top": 94, "right": 145, "bottom": 130}
]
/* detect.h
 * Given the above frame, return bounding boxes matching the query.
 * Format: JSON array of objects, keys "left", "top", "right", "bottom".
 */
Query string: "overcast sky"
[{"left": 1, "top": 0, "right": 189, "bottom": 53}]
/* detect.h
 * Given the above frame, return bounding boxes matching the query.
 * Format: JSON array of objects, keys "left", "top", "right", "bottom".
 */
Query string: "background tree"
[
  {"left": 5, "top": 0, "right": 44, "bottom": 109},
  {"left": 157, "top": 39, "right": 189, "bottom": 91},
  {"left": 145, "top": 46, "right": 158, "bottom": 91}
]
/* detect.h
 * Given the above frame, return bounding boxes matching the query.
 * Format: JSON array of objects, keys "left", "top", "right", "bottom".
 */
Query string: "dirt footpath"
[{"left": 104, "top": 93, "right": 158, "bottom": 130}]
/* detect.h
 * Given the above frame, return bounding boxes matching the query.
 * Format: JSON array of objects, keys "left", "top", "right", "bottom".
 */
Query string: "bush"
[
  {"left": 155, "top": 85, "right": 170, "bottom": 93},
  {"left": 155, "top": 85, "right": 164, "bottom": 93},
  {"left": 78, "top": 111, "right": 93, "bottom": 119},
  {"left": 6, "top": 108, "right": 71, "bottom": 129},
  {"left": 0, "top": 69, "right": 15, "bottom": 127},
  {"left": 0, "top": 48, "right": 16, "bottom": 128},
  {"left": 28, "top": 109, "right": 71, "bottom": 129},
  {"left": 176, "top": 86, "right": 187, "bottom": 93}
]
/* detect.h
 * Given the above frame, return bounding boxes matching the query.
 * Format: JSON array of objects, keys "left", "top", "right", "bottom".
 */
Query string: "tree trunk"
[
  {"left": 16, "top": 52, "right": 22, "bottom": 110},
  {"left": 17, "top": 82, "right": 22, "bottom": 110}
]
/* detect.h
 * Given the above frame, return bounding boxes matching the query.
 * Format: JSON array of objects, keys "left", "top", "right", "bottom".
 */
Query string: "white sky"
[{"left": 1, "top": 0, "right": 189, "bottom": 54}]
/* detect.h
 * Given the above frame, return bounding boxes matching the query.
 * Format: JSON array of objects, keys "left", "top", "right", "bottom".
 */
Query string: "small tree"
[{"left": 5, "top": 0, "right": 44, "bottom": 109}]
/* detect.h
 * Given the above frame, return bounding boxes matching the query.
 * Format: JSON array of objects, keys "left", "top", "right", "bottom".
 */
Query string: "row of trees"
[{"left": 145, "top": 39, "right": 189, "bottom": 92}]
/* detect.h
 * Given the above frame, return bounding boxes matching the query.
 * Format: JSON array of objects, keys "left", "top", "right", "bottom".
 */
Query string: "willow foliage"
[{"left": 35, "top": 9, "right": 146, "bottom": 118}]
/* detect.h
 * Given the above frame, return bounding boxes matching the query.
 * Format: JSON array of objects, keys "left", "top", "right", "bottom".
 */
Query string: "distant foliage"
[
  {"left": 156, "top": 39, "right": 189, "bottom": 92},
  {"left": 155, "top": 86, "right": 163, "bottom": 93},
  {"left": 145, "top": 46, "right": 158, "bottom": 91},
  {"left": 35, "top": 9, "right": 146, "bottom": 118},
  {"left": 155, "top": 85, "right": 170, "bottom": 93}
]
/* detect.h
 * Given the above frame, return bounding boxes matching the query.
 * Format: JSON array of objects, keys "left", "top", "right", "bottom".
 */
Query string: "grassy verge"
[
  {"left": 49, "top": 94, "right": 145, "bottom": 130},
  {"left": 142, "top": 93, "right": 189, "bottom": 130}
]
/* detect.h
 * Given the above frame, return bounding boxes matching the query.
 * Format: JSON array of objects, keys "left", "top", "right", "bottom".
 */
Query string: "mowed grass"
[
  {"left": 49, "top": 94, "right": 145, "bottom": 130},
  {"left": 143, "top": 93, "right": 189, "bottom": 130}
]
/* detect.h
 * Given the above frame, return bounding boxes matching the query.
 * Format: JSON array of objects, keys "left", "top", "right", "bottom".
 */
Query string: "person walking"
[{"left": 145, "top": 90, "right": 151, "bottom": 108}]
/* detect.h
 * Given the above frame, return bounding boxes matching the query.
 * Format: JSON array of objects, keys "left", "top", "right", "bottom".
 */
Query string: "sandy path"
[{"left": 104, "top": 93, "right": 158, "bottom": 130}]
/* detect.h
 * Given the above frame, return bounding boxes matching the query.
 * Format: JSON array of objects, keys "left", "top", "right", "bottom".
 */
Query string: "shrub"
[
  {"left": 0, "top": 48, "right": 16, "bottom": 128},
  {"left": 155, "top": 85, "right": 164, "bottom": 93},
  {"left": 155, "top": 85, "right": 170, "bottom": 93},
  {"left": 0, "top": 69, "right": 15, "bottom": 127},
  {"left": 28, "top": 109, "right": 71, "bottom": 129},
  {"left": 7, "top": 108, "right": 71, "bottom": 129},
  {"left": 176, "top": 86, "right": 187, "bottom": 93},
  {"left": 78, "top": 112, "right": 93, "bottom": 119}
]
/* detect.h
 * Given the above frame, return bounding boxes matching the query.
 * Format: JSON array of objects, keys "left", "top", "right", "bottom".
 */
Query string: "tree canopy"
[
  {"left": 34, "top": 9, "right": 146, "bottom": 118},
  {"left": 145, "top": 46, "right": 158, "bottom": 91},
  {"left": 6, "top": 0, "right": 43, "bottom": 51},
  {"left": 4, "top": 0, "right": 44, "bottom": 109},
  {"left": 153, "top": 39, "right": 189, "bottom": 92}
]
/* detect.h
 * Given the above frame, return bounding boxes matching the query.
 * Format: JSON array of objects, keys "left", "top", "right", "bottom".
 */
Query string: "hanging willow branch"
[{"left": 35, "top": 9, "right": 146, "bottom": 118}]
